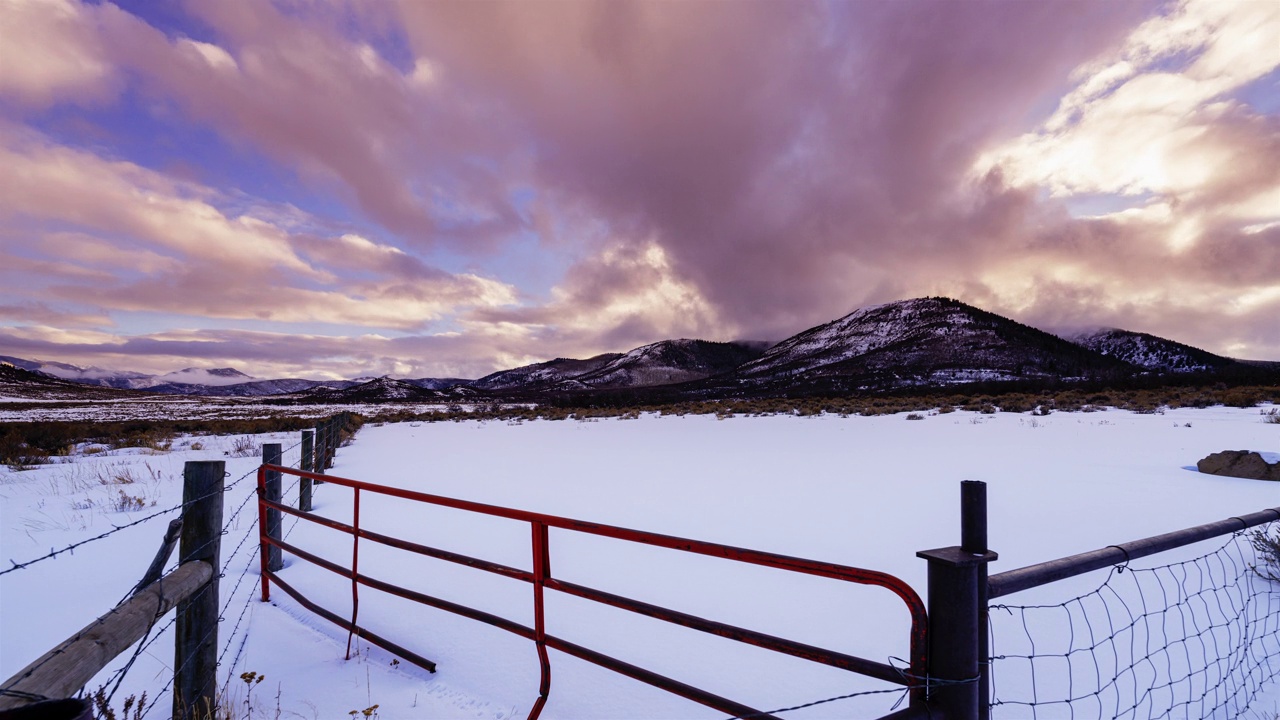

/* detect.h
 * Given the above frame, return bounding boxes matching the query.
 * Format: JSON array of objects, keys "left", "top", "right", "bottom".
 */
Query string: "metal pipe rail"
[
  {"left": 257, "top": 464, "right": 928, "bottom": 719},
  {"left": 988, "top": 506, "right": 1280, "bottom": 599}
]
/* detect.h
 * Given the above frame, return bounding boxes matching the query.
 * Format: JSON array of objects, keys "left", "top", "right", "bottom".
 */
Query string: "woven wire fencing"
[{"left": 989, "top": 524, "right": 1280, "bottom": 719}]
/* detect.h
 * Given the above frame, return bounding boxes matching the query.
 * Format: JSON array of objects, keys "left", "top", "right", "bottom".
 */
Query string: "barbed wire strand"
[{"left": 1, "top": 434, "right": 314, "bottom": 711}]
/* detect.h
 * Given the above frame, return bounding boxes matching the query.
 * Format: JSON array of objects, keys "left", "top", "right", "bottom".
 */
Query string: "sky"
[{"left": 0, "top": 0, "right": 1277, "bottom": 381}]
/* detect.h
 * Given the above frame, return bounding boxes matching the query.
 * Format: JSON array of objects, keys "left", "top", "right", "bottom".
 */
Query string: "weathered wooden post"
[
  {"left": 299, "top": 429, "right": 314, "bottom": 512},
  {"left": 174, "top": 461, "right": 224, "bottom": 720},
  {"left": 263, "top": 444, "right": 283, "bottom": 573},
  {"left": 916, "top": 480, "right": 996, "bottom": 720}
]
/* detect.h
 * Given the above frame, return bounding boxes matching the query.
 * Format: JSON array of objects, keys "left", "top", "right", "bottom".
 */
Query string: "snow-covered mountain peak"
[
  {"left": 725, "top": 296, "right": 1131, "bottom": 390},
  {"left": 150, "top": 367, "right": 256, "bottom": 387},
  {"left": 736, "top": 297, "right": 974, "bottom": 378},
  {"left": 1065, "top": 328, "right": 1233, "bottom": 373}
]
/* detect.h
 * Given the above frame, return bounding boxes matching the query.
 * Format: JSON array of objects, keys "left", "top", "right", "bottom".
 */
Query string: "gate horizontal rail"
[
  {"left": 257, "top": 464, "right": 928, "bottom": 719},
  {"left": 988, "top": 506, "right": 1280, "bottom": 599}
]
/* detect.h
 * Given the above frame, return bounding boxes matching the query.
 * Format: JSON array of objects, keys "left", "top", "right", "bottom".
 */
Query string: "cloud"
[
  {"left": 2, "top": 0, "right": 1278, "bottom": 376},
  {"left": 961, "top": 0, "right": 1280, "bottom": 356},
  {"left": 471, "top": 239, "right": 728, "bottom": 358},
  {"left": 391, "top": 0, "right": 1156, "bottom": 340},
  {"left": 0, "top": 325, "right": 545, "bottom": 380},
  {"left": 0, "top": 302, "right": 110, "bottom": 328},
  {"left": 0, "top": 125, "right": 519, "bottom": 334},
  {"left": 977, "top": 0, "right": 1280, "bottom": 228},
  {"left": 0, "top": 0, "right": 119, "bottom": 108}
]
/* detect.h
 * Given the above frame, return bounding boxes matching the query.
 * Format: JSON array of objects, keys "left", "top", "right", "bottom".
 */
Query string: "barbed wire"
[
  {"left": 725, "top": 686, "right": 912, "bottom": 719},
  {"left": 139, "top": 475, "right": 312, "bottom": 718},
  {"left": 1, "top": 433, "right": 314, "bottom": 712},
  {"left": 1, "top": 504, "right": 182, "bottom": 577},
  {"left": 989, "top": 524, "right": 1280, "bottom": 719},
  {"left": 0, "top": 443, "right": 286, "bottom": 578}
]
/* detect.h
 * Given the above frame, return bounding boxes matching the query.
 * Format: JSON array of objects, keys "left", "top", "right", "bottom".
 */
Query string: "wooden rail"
[{"left": 0, "top": 561, "right": 213, "bottom": 711}]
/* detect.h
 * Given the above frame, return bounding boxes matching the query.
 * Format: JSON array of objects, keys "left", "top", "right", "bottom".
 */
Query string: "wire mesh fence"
[{"left": 989, "top": 524, "right": 1280, "bottom": 719}]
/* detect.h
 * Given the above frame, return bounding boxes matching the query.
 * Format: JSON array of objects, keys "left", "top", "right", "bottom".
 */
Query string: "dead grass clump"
[{"left": 226, "top": 435, "right": 259, "bottom": 458}]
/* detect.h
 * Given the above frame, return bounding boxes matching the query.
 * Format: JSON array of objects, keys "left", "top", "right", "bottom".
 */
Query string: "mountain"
[
  {"left": 572, "top": 339, "right": 766, "bottom": 389},
  {"left": 717, "top": 297, "right": 1131, "bottom": 392},
  {"left": 146, "top": 367, "right": 255, "bottom": 387},
  {"left": 3, "top": 298, "right": 1273, "bottom": 404},
  {"left": 1063, "top": 328, "right": 1236, "bottom": 373},
  {"left": 0, "top": 353, "right": 472, "bottom": 399},
  {"left": 297, "top": 377, "right": 473, "bottom": 403},
  {"left": 471, "top": 353, "right": 623, "bottom": 391},
  {"left": 0, "top": 355, "right": 153, "bottom": 389},
  {"left": 0, "top": 362, "right": 145, "bottom": 401},
  {"left": 405, "top": 378, "right": 472, "bottom": 390}
]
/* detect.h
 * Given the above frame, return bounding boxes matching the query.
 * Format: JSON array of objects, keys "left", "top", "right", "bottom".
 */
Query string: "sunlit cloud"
[
  {"left": 976, "top": 0, "right": 1280, "bottom": 248},
  {"left": 0, "top": 0, "right": 1276, "bottom": 378},
  {"left": 0, "top": 0, "right": 118, "bottom": 108}
]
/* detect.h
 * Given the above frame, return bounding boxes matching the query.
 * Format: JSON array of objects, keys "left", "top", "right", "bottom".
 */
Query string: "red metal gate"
[{"left": 256, "top": 464, "right": 927, "bottom": 719}]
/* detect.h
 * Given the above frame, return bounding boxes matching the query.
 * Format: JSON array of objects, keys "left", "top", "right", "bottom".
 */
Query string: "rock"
[{"left": 1197, "top": 450, "right": 1280, "bottom": 481}]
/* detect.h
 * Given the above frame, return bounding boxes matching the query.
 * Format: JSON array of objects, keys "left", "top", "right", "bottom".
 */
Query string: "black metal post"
[
  {"left": 264, "top": 444, "right": 283, "bottom": 572},
  {"left": 300, "top": 430, "right": 314, "bottom": 512},
  {"left": 174, "top": 461, "right": 224, "bottom": 720},
  {"left": 916, "top": 480, "right": 996, "bottom": 720}
]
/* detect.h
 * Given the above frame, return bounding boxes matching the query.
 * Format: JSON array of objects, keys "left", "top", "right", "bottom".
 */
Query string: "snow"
[{"left": 3, "top": 406, "right": 1280, "bottom": 718}]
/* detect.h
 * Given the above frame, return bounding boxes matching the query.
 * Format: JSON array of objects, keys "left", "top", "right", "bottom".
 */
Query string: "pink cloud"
[{"left": 3, "top": 0, "right": 1278, "bottom": 373}]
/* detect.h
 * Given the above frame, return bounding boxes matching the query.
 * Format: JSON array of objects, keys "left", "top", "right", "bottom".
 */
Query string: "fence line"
[{"left": 0, "top": 416, "right": 347, "bottom": 718}]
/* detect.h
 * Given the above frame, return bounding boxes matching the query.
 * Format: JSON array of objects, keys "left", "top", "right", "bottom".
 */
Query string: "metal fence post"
[
  {"left": 264, "top": 444, "right": 283, "bottom": 572},
  {"left": 916, "top": 480, "right": 996, "bottom": 720},
  {"left": 300, "top": 430, "right": 314, "bottom": 512},
  {"left": 174, "top": 460, "right": 224, "bottom": 720}
]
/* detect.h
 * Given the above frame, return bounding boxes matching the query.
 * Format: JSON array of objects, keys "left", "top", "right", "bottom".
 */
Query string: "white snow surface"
[{"left": 3, "top": 407, "right": 1280, "bottom": 718}]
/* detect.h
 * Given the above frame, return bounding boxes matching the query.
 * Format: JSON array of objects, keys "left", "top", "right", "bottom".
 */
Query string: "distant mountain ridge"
[
  {"left": 472, "top": 354, "right": 624, "bottom": 391},
  {"left": 713, "top": 297, "right": 1131, "bottom": 393},
  {"left": 3, "top": 297, "right": 1274, "bottom": 402},
  {"left": 0, "top": 362, "right": 144, "bottom": 400},
  {"left": 475, "top": 340, "right": 765, "bottom": 392},
  {"left": 1063, "top": 328, "right": 1236, "bottom": 373}
]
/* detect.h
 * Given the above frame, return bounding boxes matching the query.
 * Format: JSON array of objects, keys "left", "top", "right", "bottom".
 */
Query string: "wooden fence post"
[
  {"left": 300, "top": 430, "right": 314, "bottom": 512},
  {"left": 174, "top": 461, "right": 224, "bottom": 720},
  {"left": 264, "top": 444, "right": 283, "bottom": 572}
]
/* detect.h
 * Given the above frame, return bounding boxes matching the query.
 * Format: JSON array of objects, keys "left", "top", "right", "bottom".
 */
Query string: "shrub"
[
  {"left": 108, "top": 489, "right": 151, "bottom": 513},
  {"left": 905, "top": 413, "right": 925, "bottom": 421},
  {"left": 226, "top": 435, "right": 258, "bottom": 458},
  {"left": 1251, "top": 529, "right": 1280, "bottom": 583}
]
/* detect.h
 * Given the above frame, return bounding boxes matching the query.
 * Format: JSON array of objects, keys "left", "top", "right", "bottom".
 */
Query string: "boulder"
[{"left": 1197, "top": 450, "right": 1280, "bottom": 481}]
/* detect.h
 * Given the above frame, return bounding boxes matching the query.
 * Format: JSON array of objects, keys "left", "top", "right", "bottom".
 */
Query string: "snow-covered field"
[{"left": 2, "top": 407, "right": 1279, "bottom": 718}]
